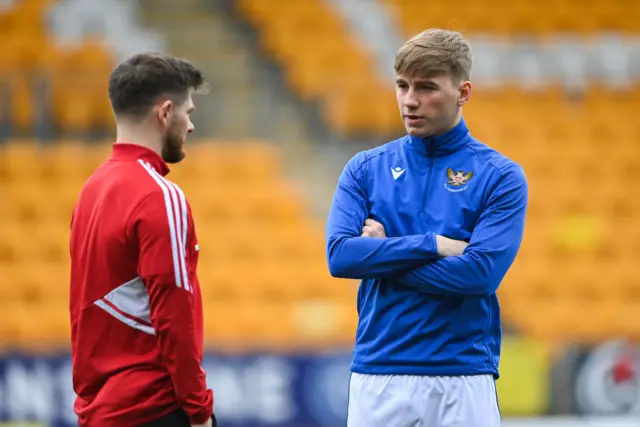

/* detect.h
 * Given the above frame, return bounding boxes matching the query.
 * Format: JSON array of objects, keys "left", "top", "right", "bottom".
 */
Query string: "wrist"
[
  {"left": 435, "top": 235, "right": 455, "bottom": 257},
  {"left": 435, "top": 235, "right": 447, "bottom": 257},
  {"left": 427, "top": 232, "right": 440, "bottom": 258},
  {"left": 435, "top": 235, "right": 468, "bottom": 257}
]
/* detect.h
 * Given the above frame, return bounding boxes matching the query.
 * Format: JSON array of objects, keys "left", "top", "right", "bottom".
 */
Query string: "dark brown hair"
[
  {"left": 108, "top": 52, "right": 206, "bottom": 119},
  {"left": 395, "top": 29, "right": 472, "bottom": 82}
]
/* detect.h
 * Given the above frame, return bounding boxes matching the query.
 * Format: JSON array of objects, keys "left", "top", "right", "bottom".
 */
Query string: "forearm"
[
  {"left": 393, "top": 251, "right": 501, "bottom": 297},
  {"left": 156, "top": 323, "right": 213, "bottom": 423},
  {"left": 327, "top": 233, "right": 439, "bottom": 279},
  {"left": 150, "top": 280, "right": 213, "bottom": 424},
  {"left": 395, "top": 164, "right": 528, "bottom": 297}
]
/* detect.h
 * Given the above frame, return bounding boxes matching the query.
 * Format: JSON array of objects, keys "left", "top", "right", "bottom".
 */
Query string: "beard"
[{"left": 161, "top": 123, "right": 186, "bottom": 164}]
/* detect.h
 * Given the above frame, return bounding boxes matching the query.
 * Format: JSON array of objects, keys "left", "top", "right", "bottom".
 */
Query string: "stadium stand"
[
  {"left": 236, "top": 0, "right": 403, "bottom": 137},
  {"left": 0, "top": 140, "right": 359, "bottom": 351},
  {"left": 0, "top": 0, "right": 160, "bottom": 135},
  {"left": 234, "top": 0, "right": 640, "bottom": 343},
  {"left": 1, "top": 0, "right": 639, "bottom": 351},
  {"left": 462, "top": 86, "right": 640, "bottom": 344},
  {"left": 383, "top": 0, "right": 639, "bottom": 35},
  {"left": 2, "top": 1, "right": 640, "bottom": 425},
  {"left": 2, "top": 87, "right": 639, "bottom": 350}
]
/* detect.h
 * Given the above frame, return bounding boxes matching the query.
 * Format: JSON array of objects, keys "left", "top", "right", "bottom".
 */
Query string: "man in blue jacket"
[{"left": 326, "top": 28, "right": 528, "bottom": 427}]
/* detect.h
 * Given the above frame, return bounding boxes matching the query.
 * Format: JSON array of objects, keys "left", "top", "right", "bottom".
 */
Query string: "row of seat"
[
  {"left": 1, "top": 0, "right": 117, "bottom": 133},
  {"left": 238, "top": 0, "right": 640, "bottom": 137},
  {"left": 3, "top": 0, "right": 640, "bottom": 137},
  {"left": 8, "top": 56, "right": 639, "bottom": 138},
  {"left": 1, "top": 142, "right": 281, "bottom": 178},
  {"left": 0, "top": 260, "right": 356, "bottom": 301},
  {"left": 502, "top": 300, "right": 640, "bottom": 343},
  {"left": 1, "top": 41, "right": 114, "bottom": 133},
  {"left": 385, "top": 0, "right": 640, "bottom": 35},
  {"left": 236, "top": 0, "right": 391, "bottom": 136},
  {"left": 0, "top": 139, "right": 359, "bottom": 351},
  {"left": 0, "top": 221, "right": 328, "bottom": 261},
  {"left": 0, "top": 0, "right": 52, "bottom": 36},
  {"left": 3, "top": 298, "right": 640, "bottom": 352},
  {"left": 2, "top": 195, "right": 631, "bottom": 231},
  {"left": 5, "top": 251, "right": 640, "bottom": 302},
  {"left": 1, "top": 199, "right": 638, "bottom": 247},
  {"left": 0, "top": 300, "right": 360, "bottom": 351}
]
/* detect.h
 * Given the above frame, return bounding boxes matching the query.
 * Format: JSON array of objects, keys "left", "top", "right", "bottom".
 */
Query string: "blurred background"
[{"left": 0, "top": 0, "right": 639, "bottom": 426}]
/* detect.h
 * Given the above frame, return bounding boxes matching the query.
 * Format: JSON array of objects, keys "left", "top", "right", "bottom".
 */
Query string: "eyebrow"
[{"left": 395, "top": 79, "right": 440, "bottom": 86}]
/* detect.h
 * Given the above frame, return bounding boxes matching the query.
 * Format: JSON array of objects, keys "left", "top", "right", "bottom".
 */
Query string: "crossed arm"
[{"left": 326, "top": 157, "right": 528, "bottom": 298}]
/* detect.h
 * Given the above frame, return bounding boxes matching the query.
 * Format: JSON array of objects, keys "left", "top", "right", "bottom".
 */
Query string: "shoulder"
[
  {"left": 344, "top": 136, "right": 407, "bottom": 176},
  {"left": 465, "top": 137, "right": 527, "bottom": 186},
  {"left": 134, "top": 161, "right": 189, "bottom": 203},
  {"left": 129, "top": 163, "right": 191, "bottom": 223}
]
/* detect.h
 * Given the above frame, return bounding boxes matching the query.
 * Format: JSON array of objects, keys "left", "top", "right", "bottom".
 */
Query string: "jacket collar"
[
  {"left": 406, "top": 117, "right": 471, "bottom": 157},
  {"left": 111, "top": 143, "right": 170, "bottom": 176}
]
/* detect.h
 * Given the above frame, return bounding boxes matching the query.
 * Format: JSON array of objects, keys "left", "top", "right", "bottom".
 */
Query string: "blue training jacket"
[{"left": 325, "top": 118, "right": 528, "bottom": 378}]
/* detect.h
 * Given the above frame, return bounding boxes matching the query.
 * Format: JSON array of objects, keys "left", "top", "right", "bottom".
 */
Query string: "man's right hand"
[{"left": 436, "top": 235, "right": 469, "bottom": 257}]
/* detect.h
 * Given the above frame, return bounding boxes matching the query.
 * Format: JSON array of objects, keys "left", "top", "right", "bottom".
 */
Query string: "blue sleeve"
[
  {"left": 392, "top": 164, "right": 528, "bottom": 297},
  {"left": 326, "top": 152, "right": 439, "bottom": 279}
]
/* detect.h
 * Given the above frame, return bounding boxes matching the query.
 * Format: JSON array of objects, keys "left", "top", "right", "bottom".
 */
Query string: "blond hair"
[{"left": 394, "top": 29, "right": 472, "bottom": 82}]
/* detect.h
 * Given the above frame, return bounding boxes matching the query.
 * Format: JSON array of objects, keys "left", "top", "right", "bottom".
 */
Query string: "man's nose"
[{"left": 404, "top": 90, "right": 419, "bottom": 107}]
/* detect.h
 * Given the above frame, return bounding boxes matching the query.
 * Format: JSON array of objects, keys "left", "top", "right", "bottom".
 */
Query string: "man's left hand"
[{"left": 362, "top": 219, "right": 386, "bottom": 238}]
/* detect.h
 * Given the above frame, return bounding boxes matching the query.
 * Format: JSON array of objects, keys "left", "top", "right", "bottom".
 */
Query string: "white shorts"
[{"left": 347, "top": 372, "right": 501, "bottom": 427}]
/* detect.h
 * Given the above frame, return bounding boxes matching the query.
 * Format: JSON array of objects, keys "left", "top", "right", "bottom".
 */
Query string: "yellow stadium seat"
[
  {"left": 0, "top": 223, "right": 23, "bottom": 263},
  {"left": 237, "top": 0, "right": 387, "bottom": 137},
  {"left": 21, "top": 305, "right": 70, "bottom": 350},
  {"left": 611, "top": 303, "right": 640, "bottom": 340},
  {"left": 240, "top": 301, "right": 298, "bottom": 342},
  {"left": 0, "top": 303, "right": 30, "bottom": 349},
  {"left": 0, "top": 265, "right": 41, "bottom": 305},
  {"left": 473, "top": 85, "right": 640, "bottom": 342},
  {"left": 384, "top": 0, "right": 634, "bottom": 36},
  {"left": 204, "top": 301, "right": 255, "bottom": 343},
  {"left": 0, "top": 141, "right": 40, "bottom": 182},
  {"left": 3, "top": 69, "right": 640, "bottom": 349}
]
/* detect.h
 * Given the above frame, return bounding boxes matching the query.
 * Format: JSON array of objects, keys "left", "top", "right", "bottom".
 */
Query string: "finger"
[{"left": 365, "top": 218, "right": 379, "bottom": 226}]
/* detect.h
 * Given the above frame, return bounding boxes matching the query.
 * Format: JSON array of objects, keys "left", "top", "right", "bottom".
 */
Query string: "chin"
[
  {"left": 163, "top": 149, "right": 186, "bottom": 164},
  {"left": 170, "top": 154, "right": 186, "bottom": 164},
  {"left": 406, "top": 126, "right": 431, "bottom": 138}
]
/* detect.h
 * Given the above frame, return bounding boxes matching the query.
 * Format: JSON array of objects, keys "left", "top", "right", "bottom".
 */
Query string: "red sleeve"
[{"left": 131, "top": 190, "right": 213, "bottom": 424}]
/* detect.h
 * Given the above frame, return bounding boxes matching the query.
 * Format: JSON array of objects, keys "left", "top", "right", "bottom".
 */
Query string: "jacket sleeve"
[
  {"left": 392, "top": 164, "right": 528, "bottom": 297},
  {"left": 326, "top": 152, "right": 439, "bottom": 280},
  {"left": 131, "top": 191, "right": 213, "bottom": 425}
]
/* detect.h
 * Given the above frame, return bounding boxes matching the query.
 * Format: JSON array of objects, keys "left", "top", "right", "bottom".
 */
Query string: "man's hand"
[
  {"left": 436, "top": 235, "right": 469, "bottom": 257},
  {"left": 191, "top": 419, "right": 213, "bottom": 427},
  {"left": 361, "top": 218, "right": 386, "bottom": 238}
]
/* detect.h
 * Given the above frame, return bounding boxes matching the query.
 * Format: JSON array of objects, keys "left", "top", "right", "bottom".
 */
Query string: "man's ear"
[
  {"left": 458, "top": 81, "right": 472, "bottom": 106},
  {"left": 156, "top": 100, "right": 173, "bottom": 127}
]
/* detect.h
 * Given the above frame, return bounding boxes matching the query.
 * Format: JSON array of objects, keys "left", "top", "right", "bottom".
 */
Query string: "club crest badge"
[{"left": 445, "top": 168, "right": 474, "bottom": 192}]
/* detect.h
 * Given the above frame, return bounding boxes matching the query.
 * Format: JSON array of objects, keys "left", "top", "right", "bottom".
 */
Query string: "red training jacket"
[{"left": 69, "top": 143, "right": 213, "bottom": 426}]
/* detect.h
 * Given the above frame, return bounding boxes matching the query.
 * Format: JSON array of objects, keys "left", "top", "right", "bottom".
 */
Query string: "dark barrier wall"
[{"left": 0, "top": 339, "right": 637, "bottom": 426}]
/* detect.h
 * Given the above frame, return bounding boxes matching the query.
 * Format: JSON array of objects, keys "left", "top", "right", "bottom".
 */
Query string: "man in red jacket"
[{"left": 69, "top": 52, "right": 215, "bottom": 427}]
